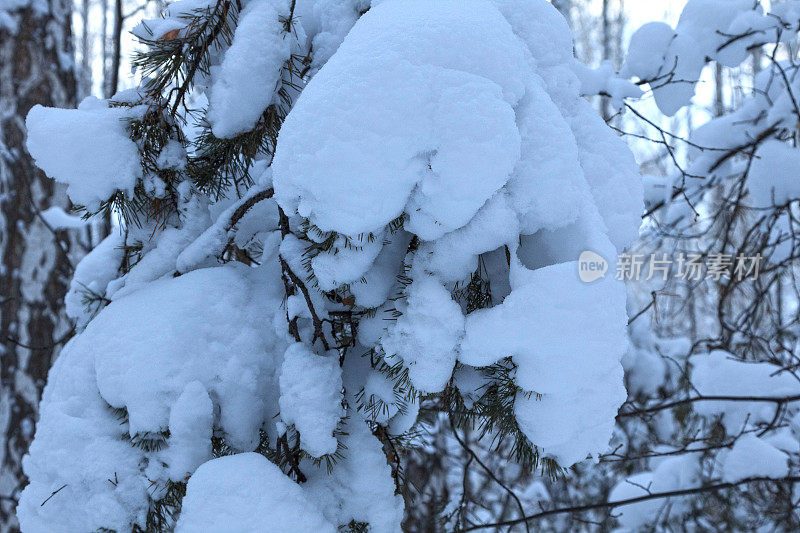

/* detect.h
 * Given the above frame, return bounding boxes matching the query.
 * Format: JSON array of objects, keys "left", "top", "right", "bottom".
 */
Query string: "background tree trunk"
[
  {"left": 600, "top": 0, "right": 612, "bottom": 120},
  {"left": 109, "top": 0, "right": 123, "bottom": 98},
  {"left": 0, "top": 0, "right": 77, "bottom": 530},
  {"left": 79, "top": 0, "right": 93, "bottom": 98}
]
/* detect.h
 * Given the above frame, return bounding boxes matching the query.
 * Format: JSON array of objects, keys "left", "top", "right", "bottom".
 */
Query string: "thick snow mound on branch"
[
  {"left": 413, "top": 192, "right": 519, "bottom": 282},
  {"left": 176, "top": 453, "right": 335, "bottom": 533},
  {"left": 489, "top": 0, "right": 643, "bottom": 251},
  {"left": 26, "top": 97, "right": 143, "bottom": 209},
  {"left": 20, "top": 264, "right": 292, "bottom": 531},
  {"left": 274, "top": 0, "right": 641, "bottom": 467},
  {"left": 89, "top": 265, "right": 287, "bottom": 450},
  {"left": 65, "top": 231, "right": 124, "bottom": 328},
  {"left": 381, "top": 276, "right": 465, "bottom": 393},
  {"left": 311, "top": 232, "right": 385, "bottom": 290},
  {"left": 747, "top": 140, "right": 800, "bottom": 208},
  {"left": 621, "top": 22, "right": 675, "bottom": 82},
  {"left": 292, "top": 0, "right": 367, "bottom": 68},
  {"left": 206, "top": 0, "right": 295, "bottom": 138},
  {"left": 275, "top": 0, "right": 642, "bottom": 249},
  {"left": 167, "top": 381, "right": 214, "bottom": 481},
  {"left": 514, "top": 372, "right": 625, "bottom": 467},
  {"left": 722, "top": 434, "right": 788, "bottom": 483},
  {"left": 279, "top": 343, "right": 344, "bottom": 457},
  {"left": 461, "top": 261, "right": 626, "bottom": 394},
  {"left": 690, "top": 350, "right": 800, "bottom": 433},
  {"left": 273, "top": 0, "right": 527, "bottom": 238},
  {"left": 461, "top": 260, "right": 628, "bottom": 464},
  {"left": 16, "top": 338, "right": 150, "bottom": 532},
  {"left": 303, "top": 414, "right": 405, "bottom": 532}
]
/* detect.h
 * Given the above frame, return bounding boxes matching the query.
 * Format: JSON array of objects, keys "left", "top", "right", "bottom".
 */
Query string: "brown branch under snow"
[{"left": 226, "top": 187, "right": 274, "bottom": 231}]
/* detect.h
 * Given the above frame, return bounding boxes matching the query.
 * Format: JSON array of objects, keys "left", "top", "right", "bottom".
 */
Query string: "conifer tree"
[{"left": 15, "top": 0, "right": 642, "bottom": 530}]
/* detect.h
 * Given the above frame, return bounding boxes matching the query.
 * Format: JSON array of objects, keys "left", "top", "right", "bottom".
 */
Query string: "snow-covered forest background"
[{"left": 4, "top": 0, "right": 800, "bottom": 531}]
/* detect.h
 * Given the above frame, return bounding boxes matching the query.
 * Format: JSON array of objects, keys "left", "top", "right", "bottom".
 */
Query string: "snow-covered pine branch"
[{"left": 16, "top": 0, "right": 642, "bottom": 530}]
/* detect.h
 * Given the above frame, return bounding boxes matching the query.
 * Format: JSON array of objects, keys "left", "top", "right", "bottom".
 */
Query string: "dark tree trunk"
[
  {"left": 0, "top": 0, "right": 76, "bottom": 530},
  {"left": 79, "top": 0, "right": 93, "bottom": 98},
  {"left": 600, "top": 0, "right": 612, "bottom": 121},
  {"left": 109, "top": 0, "right": 123, "bottom": 98}
]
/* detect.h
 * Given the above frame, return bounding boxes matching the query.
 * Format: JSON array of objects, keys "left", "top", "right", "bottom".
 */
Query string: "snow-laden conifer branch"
[{"left": 16, "top": 0, "right": 645, "bottom": 530}]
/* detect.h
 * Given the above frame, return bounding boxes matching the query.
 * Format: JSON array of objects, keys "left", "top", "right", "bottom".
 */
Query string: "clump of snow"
[
  {"left": 90, "top": 264, "right": 288, "bottom": 450},
  {"left": 167, "top": 381, "right": 214, "bottom": 481},
  {"left": 722, "top": 434, "right": 789, "bottom": 483},
  {"left": 277, "top": 0, "right": 643, "bottom": 251},
  {"left": 206, "top": 0, "right": 296, "bottom": 138},
  {"left": 690, "top": 350, "right": 800, "bottom": 433},
  {"left": 360, "top": 369, "right": 404, "bottom": 424},
  {"left": 26, "top": 97, "right": 144, "bottom": 209},
  {"left": 620, "top": 22, "right": 675, "bottom": 81},
  {"left": 349, "top": 231, "right": 411, "bottom": 308},
  {"left": 64, "top": 231, "right": 124, "bottom": 328},
  {"left": 156, "top": 139, "right": 187, "bottom": 170},
  {"left": 311, "top": 232, "right": 384, "bottom": 291},
  {"left": 490, "top": 0, "right": 642, "bottom": 250},
  {"left": 772, "top": 1, "right": 800, "bottom": 33},
  {"left": 460, "top": 261, "right": 625, "bottom": 394},
  {"left": 176, "top": 183, "right": 277, "bottom": 274},
  {"left": 20, "top": 260, "right": 293, "bottom": 530},
  {"left": 292, "top": 0, "right": 366, "bottom": 69},
  {"left": 514, "top": 376, "right": 625, "bottom": 467},
  {"left": 381, "top": 276, "right": 464, "bottom": 393},
  {"left": 413, "top": 192, "right": 518, "bottom": 282},
  {"left": 39, "top": 205, "right": 88, "bottom": 229},
  {"left": 454, "top": 365, "right": 487, "bottom": 409},
  {"left": 279, "top": 343, "right": 344, "bottom": 457},
  {"left": 303, "top": 413, "right": 404, "bottom": 533},
  {"left": 559, "top": 100, "right": 642, "bottom": 250},
  {"left": 16, "top": 337, "right": 151, "bottom": 532},
  {"left": 461, "top": 261, "right": 628, "bottom": 464},
  {"left": 608, "top": 472, "right": 656, "bottom": 530},
  {"left": 673, "top": 57, "right": 800, "bottom": 227},
  {"left": 176, "top": 453, "right": 335, "bottom": 533},
  {"left": 623, "top": 344, "right": 669, "bottom": 398},
  {"left": 609, "top": 455, "right": 700, "bottom": 530},
  {"left": 273, "top": 0, "right": 526, "bottom": 238},
  {"left": 747, "top": 140, "right": 800, "bottom": 208},
  {"left": 272, "top": 0, "right": 641, "bottom": 468},
  {"left": 677, "top": 0, "right": 761, "bottom": 68},
  {"left": 572, "top": 60, "right": 642, "bottom": 109},
  {"left": 108, "top": 191, "right": 213, "bottom": 298}
]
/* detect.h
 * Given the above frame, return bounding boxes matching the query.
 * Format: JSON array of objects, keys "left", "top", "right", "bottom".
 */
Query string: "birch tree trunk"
[{"left": 0, "top": 1, "right": 77, "bottom": 530}]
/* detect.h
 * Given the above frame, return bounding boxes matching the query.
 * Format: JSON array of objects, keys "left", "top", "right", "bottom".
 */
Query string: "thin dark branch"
[{"left": 458, "top": 476, "right": 800, "bottom": 531}]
